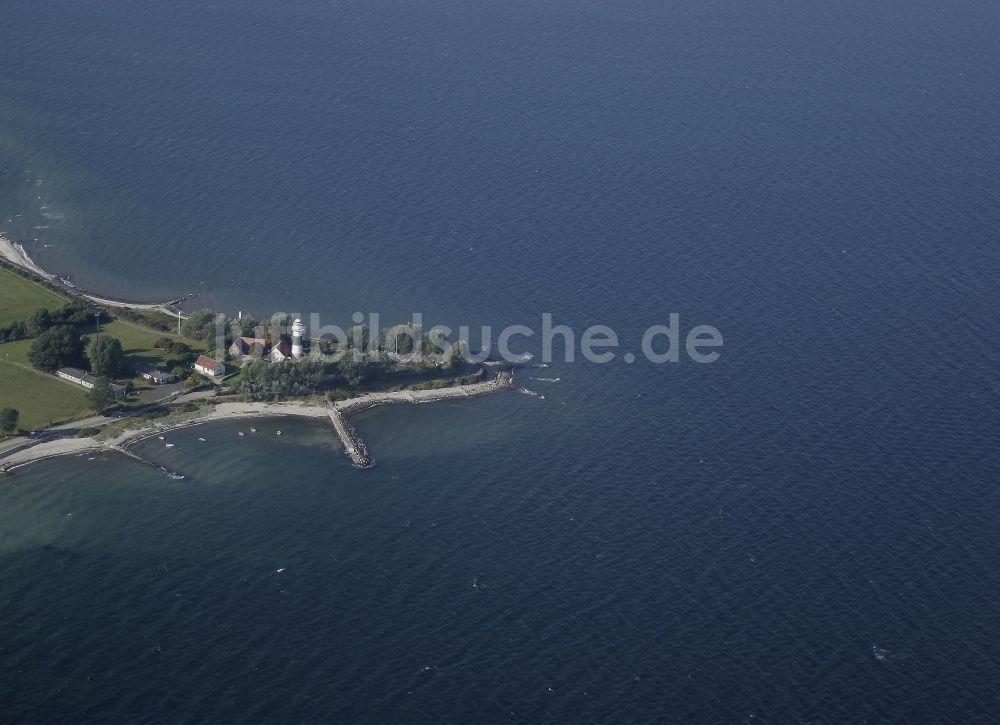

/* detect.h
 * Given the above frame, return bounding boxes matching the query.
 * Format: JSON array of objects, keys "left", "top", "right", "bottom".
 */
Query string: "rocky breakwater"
[{"left": 329, "top": 371, "right": 514, "bottom": 468}]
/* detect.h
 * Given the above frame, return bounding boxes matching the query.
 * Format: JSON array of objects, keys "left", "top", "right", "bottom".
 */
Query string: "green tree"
[
  {"left": 422, "top": 328, "right": 453, "bottom": 360},
  {"left": 89, "top": 336, "right": 128, "bottom": 378},
  {"left": 236, "top": 359, "right": 327, "bottom": 400},
  {"left": 53, "top": 300, "right": 104, "bottom": 327},
  {"left": 28, "top": 325, "right": 88, "bottom": 372},
  {"left": 316, "top": 336, "right": 340, "bottom": 356},
  {"left": 0, "top": 321, "right": 26, "bottom": 342},
  {"left": 26, "top": 307, "right": 53, "bottom": 337},
  {"left": 183, "top": 308, "right": 228, "bottom": 347},
  {"left": 346, "top": 325, "right": 370, "bottom": 354},
  {"left": 384, "top": 325, "right": 416, "bottom": 355},
  {"left": 87, "top": 379, "right": 113, "bottom": 413},
  {"left": 0, "top": 407, "right": 18, "bottom": 433},
  {"left": 154, "top": 337, "right": 190, "bottom": 354},
  {"left": 231, "top": 314, "right": 260, "bottom": 339}
]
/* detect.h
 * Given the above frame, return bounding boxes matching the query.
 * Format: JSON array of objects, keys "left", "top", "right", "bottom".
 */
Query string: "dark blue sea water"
[{"left": 2, "top": 0, "right": 1000, "bottom": 721}]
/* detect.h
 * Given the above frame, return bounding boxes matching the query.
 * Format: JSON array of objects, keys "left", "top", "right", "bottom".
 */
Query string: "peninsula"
[{"left": 0, "top": 233, "right": 515, "bottom": 474}]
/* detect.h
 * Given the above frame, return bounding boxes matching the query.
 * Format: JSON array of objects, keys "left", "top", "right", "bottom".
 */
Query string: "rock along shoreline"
[
  {"left": 0, "top": 231, "right": 516, "bottom": 474},
  {"left": 0, "top": 371, "right": 514, "bottom": 474}
]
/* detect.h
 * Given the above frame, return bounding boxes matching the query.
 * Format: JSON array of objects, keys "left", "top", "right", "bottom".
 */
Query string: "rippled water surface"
[{"left": 2, "top": 0, "right": 999, "bottom": 721}]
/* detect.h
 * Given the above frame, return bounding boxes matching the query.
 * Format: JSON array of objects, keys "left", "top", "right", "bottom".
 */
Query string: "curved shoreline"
[
  {"left": 1, "top": 230, "right": 517, "bottom": 473},
  {"left": 0, "top": 232, "right": 195, "bottom": 314},
  {"left": 0, "top": 372, "right": 514, "bottom": 473}
]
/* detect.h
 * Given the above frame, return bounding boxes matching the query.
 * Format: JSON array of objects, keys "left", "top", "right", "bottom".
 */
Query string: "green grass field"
[
  {"left": 0, "top": 362, "right": 91, "bottom": 429},
  {"left": 0, "top": 267, "right": 67, "bottom": 325},
  {"left": 0, "top": 320, "right": 205, "bottom": 370},
  {"left": 0, "top": 338, "right": 32, "bottom": 366},
  {"left": 0, "top": 270, "right": 211, "bottom": 429},
  {"left": 100, "top": 319, "right": 206, "bottom": 368}
]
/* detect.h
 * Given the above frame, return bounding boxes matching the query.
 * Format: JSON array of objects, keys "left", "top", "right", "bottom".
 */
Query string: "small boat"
[
  {"left": 165, "top": 443, "right": 175, "bottom": 448},
  {"left": 250, "top": 427, "right": 257, "bottom": 433},
  {"left": 198, "top": 437, "right": 206, "bottom": 442},
  {"left": 158, "top": 436, "right": 165, "bottom": 440},
  {"left": 276, "top": 430, "right": 282, "bottom": 436},
  {"left": 238, "top": 432, "right": 245, "bottom": 437}
]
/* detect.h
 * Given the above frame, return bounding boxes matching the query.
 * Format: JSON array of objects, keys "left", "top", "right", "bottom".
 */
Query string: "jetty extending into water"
[
  {"left": 328, "top": 370, "right": 514, "bottom": 467},
  {"left": 0, "top": 371, "right": 515, "bottom": 475},
  {"left": 107, "top": 445, "right": 186, "bottom": 480},
  {"left": 0, "top": 230, "right": 517, "bottom": 474}
]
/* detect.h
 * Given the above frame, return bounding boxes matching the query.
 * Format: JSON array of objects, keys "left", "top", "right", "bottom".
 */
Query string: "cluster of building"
[
  {"left": 193, "top": 318, "right": 307, "bottom": 379},
  {"left": 58, "top": 317, "right": 311, "bottom": 391},
  {"left": 55, "top": 367, "right": 128, "bottom": 397},
  {"left": 56, "top": 362, "right": 178, "bottom": 394},
  {"left": 134, "top": 363, "right": 176, "bottom": 385},
  {"left": 52, "top": 319, "right": 310, "bottom": 395}
]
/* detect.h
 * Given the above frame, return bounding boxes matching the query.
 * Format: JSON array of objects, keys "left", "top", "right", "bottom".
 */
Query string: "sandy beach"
[
  {"left": 1, "top": 229, "right": 514, "bottom": 472},
  {"left": 0, "top": 372, "right": 513, "bottom": 473},
  {"left": 0, "top": 438, "right": 107, "bottom": 471},
  {"left": 0, "top": 232, "right": 55, "bottom": 281},
  {"left": 0, "top": 231, "right": 191, "bottom": 313}
]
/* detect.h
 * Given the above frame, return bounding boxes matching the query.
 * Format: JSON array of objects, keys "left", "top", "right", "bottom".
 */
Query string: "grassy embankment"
[{"left": 0, "top": 266, "right": 202, "bottom": 430}]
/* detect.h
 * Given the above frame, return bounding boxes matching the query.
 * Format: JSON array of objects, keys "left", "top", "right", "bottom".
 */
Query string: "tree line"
[{"left": 0, "top": 300, "right": 107, "bottom": 343}]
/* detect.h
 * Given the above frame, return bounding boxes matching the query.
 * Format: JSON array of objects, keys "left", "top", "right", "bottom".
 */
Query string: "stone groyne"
[
  {"left": 329, "top": 370, "right": 514, "bottom": 468},
  {"left": 328, "top": 408, "right": 372, "bottom": 468},
  {"left": 107, "top": 445, "right": 186, "bottom": 480},
  {"left": 0, "top": 372, "right": 515, "bottom": 474}
]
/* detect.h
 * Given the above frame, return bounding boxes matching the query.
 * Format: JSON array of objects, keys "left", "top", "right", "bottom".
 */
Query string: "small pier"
[
  {"left": 0, "top": 372, "right": 515, "bottom": 475},
  {"left": 327, "top": 370, "right": 514, "bottom": 468},
  {"left": 110, "top": 444, "right": 185, "bottom": 479},
  {"left": 328, "top": 409, "right": 373, "bottom": 468}
]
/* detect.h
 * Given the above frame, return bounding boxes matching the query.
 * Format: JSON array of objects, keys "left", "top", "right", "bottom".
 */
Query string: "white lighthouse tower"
[{"left": 291, "top": 318, "right": 305, "bottom": 359}]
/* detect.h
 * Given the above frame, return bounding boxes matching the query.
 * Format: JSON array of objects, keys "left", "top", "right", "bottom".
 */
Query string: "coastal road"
[
  {"left": 45, "top": 389, "right": 218, "bottom": 434},
  {"left": 0, "top": 388, "right": 218, "bottom": 459}
]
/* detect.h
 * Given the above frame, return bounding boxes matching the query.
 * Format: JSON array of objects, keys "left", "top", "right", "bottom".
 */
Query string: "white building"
[
  {"left": 292, "top": 318, "right": 305, "bottom": 359},
  {"left": 56, "top": 367, "right": 96, "bottom": 389},
  {"left": 270, "top": 338, "right": 292, "bottom": 362},
  {"left": 194, "top": 355, "right": 226, "bottom": 377},
  {"left": 134, "top": 363, "right": 176, "bottom": 384},
  {"left": 229, "top": 336, "right": 268, "bottom": 359},
  {"left": 56, "top": 368, "right": 127, "bottom": 398}
]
